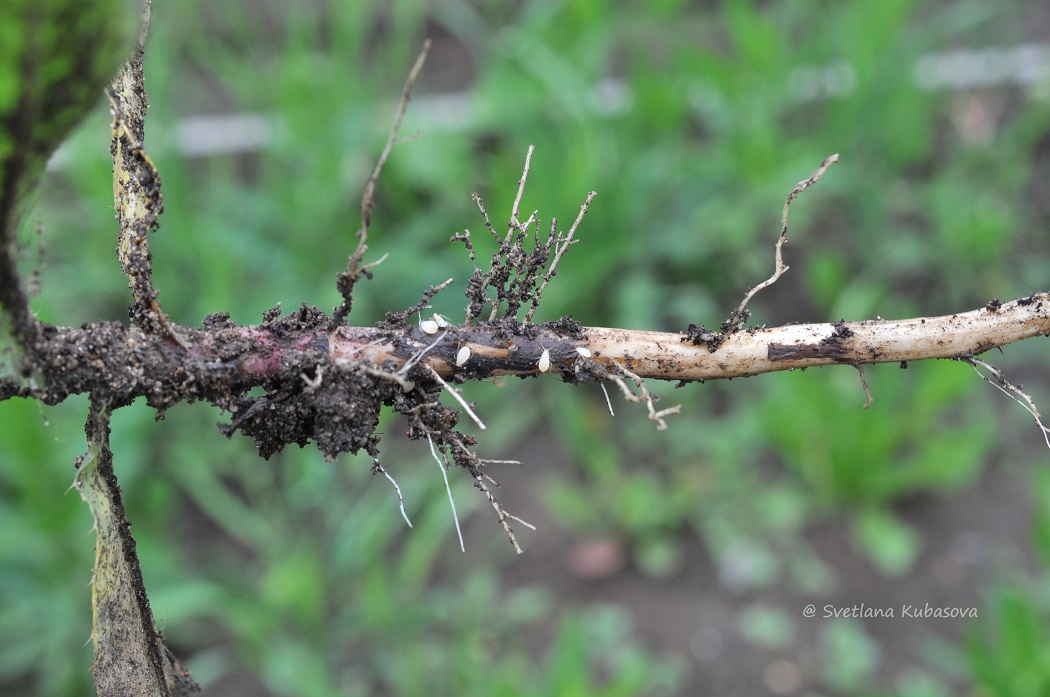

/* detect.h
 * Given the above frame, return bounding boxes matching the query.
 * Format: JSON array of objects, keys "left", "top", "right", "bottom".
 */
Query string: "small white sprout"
[
  {"left": 300, "top": 365, "right": 323, "bottom": 389},
  {"left": 433, "top": 313, "right": 449, "bottom": 328},
  {"left": 538, "top": 347, "right": 551, "bottom": 373},
  {"left": 575, "top": 346, "right": 592, "bottom": 358},
  {"left": 456, "top": 345, "right": 472, "bottom": 367}
]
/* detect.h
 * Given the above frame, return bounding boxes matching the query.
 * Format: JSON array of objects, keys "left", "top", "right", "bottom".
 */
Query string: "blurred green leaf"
[
  {"left": 967, "top": 587, "right": 1050, "bottom": 697},
  {"left": 737, "top": 604, "right": 795, "bottom": 650},
  {"left": 852, "top": 506, "right": 921, "bottom": 577},
  {"left": 820, "top": 619, "right": 881, "bottom": 691},
  {"left": 0, "top": 0, "right": 135, "bottom": 231}
]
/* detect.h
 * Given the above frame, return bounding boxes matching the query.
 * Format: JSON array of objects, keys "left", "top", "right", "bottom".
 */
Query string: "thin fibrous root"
[
  {"left": 725, "top": 153, "right": 839, "bottom": 335},
  {"left": 427, "top": 433, "right": 466, "bottom": 552},
  {"left": 448, "top": 439, "right": 523, "bottom": 468},
  {"left": 363, "top": 366, "right": 415, "bottom": 392},
  {"left": 524, "top": 190, "right": 596, "bottom": 324},
  {"left": 358, "top": 40, "right": 431, "bottom": 238},
  {"left": 336, "top": 40, "right": 432, "bottom": 320},
  {"left": 361, "top": 252, "right": 390, "bottom": 272},
  {"left": 962, "top": 355, "right": 1050, "bottom": 449},
  {"left": 599, "top": 381, "right": 616, "bottom": 416},
  {"left": 473, "top": 473, "right": 532, "bottom": 555},
  {"left": 401, "top": 278, "right": 456, "bottom": 323},
  {"left": 511, "top": 145, "right": 535, "bottom": 228},
  {"left": 373, "top": 460, "right": 413, "bottom": 528},
  {"left": 856, "top": 363, "right": 873, "bottom": 409},
  {"left": 425, "top": 364, "right": 487, "bottom": 430},
  {"left": 603, "top": 365, "right": 681, "bottom": 431},
  {"left": 455, "top": 148, "right": 595, "bottom": 326},
  {"left": 397, "top": 328, "right": 449, "bottom": 378},
  {"left": 447, "top": 439, "right": 532, "bottom": 552}
]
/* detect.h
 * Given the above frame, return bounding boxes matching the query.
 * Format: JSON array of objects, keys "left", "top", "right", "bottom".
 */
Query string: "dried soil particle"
[
  {"left": 545, "top": 315, "right": 584, "bottom": 339},
  {"left": 682, "top": 323, "right": 723, "bottom": 352},
  {"left": 221, "top": 367, "right": 393, "bottom": 460},
  {"left": 821, "top": 320, "right": 855, "bottom": 344}
]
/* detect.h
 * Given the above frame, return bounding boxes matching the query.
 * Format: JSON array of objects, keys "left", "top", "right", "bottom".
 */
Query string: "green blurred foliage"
[
  {"left": 966, "top": 585, "right": 1050, "bottom": 696},
  {"left": 3, "top": 0, "right": 1050, "bottom": 695},
  {"left": 819, "top": 618, "right": 882, "bottom": 692},
  {"left": 0, "top": 0, "right": 135, "bottom": 233},
  {"left": 963, "top": 469, "right": 1050, "bottom": 696}
]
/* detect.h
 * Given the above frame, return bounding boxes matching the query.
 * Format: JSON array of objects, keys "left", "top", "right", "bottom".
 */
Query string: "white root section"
[
  {"left": 580, "top": 297, "right": 1050, "bottom": 381},
  {"left": 330, "top": 294, "right": 1050, "bottom": 383}
]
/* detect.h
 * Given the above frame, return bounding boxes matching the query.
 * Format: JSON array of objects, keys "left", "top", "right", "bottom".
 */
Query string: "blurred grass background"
[{"left": 3, "top": 0, "right": 1050, "bottom": 695}]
